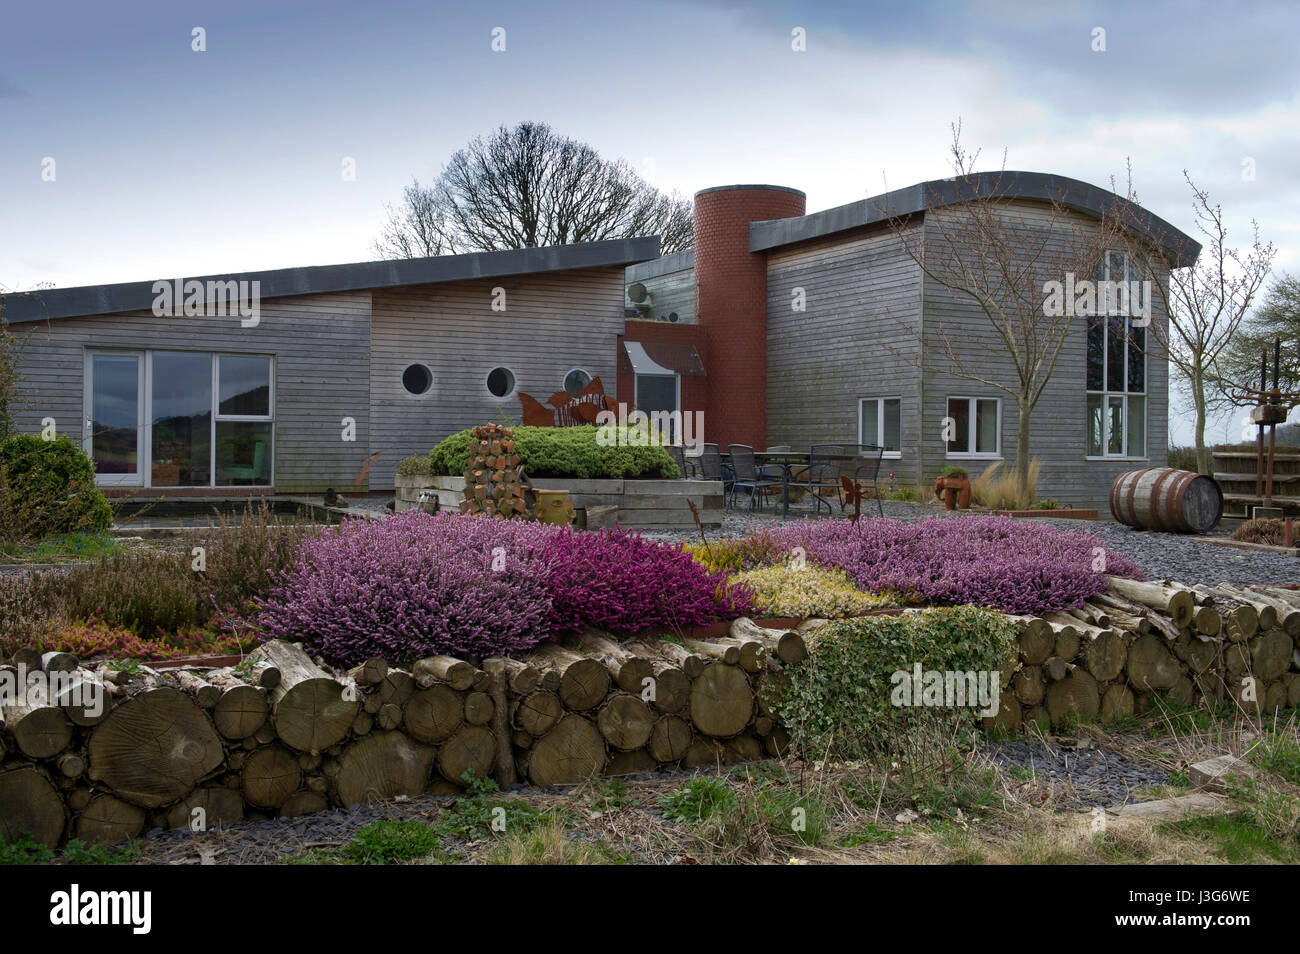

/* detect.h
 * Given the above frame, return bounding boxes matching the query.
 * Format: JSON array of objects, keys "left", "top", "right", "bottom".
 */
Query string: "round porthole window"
[
  {"left": 564, "top": 368, "right": 592, "bottom": 398},
  {"left": 486, "top": 366, "right": 516, "bottom": 398},
  {"left": 402, "top": 363, "right": 433, "bottom": 395}
]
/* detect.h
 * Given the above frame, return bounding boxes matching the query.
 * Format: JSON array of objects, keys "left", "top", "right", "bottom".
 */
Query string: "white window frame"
[
  {"left": 485, "top": 366, "right": 517, "bottom": 399},
  {"left": 83, "top": 349, "right": 146, "bottom": 487},
  {"left": 857, "top": 397, "right": 902, "bottom": 458},
  {"left": 945, "top": 396, "right": 1002, "bottom": 459},
  {"left": 213, "top": 353, "right": 276, "bottom": 487},
  {"left": 84, "top": 348, "right": 275, "bottom": 488},
  {"left": 1085, "top": 250, "right": 1148, "bottom": 461}
]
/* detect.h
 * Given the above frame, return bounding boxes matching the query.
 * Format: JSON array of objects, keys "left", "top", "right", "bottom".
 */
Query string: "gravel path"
[
  {"left": 640, "top": 499, "right": 1300, "bottom": 587},
  {"left": 982, "top": 739, "right": 1170, "bottom": 807}
]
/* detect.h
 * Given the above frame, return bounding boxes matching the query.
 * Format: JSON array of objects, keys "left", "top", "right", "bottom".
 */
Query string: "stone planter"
[
  {"left": 394, "top": 475, "right": 723, "bottom": 529},
  {"left": 394, "top": 473, "right": 441, "bottom": 512}
]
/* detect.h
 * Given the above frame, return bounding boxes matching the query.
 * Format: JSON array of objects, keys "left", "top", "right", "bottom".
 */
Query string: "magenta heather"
[
  {"left": 255, "top": 511, "right": 747, "bottom": 663},
  {"left": 539, "top": 526, "right": 750, "bottom": 634},
  {"left": 768, "top": 514, "right": 1142, "bottom": 615}
]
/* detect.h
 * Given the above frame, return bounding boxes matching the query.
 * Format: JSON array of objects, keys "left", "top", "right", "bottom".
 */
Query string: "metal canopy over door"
[{"left": 84, "top": 351, "right": 144, "bottom": 486}]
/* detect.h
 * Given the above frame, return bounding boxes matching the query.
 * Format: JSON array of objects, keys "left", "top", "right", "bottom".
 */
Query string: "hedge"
[
  {"left": 428, "top": 424, "right": 679, "bottom": 480},
  {"left": 0, "top": 435, "right": 112, "bottom": 541}
]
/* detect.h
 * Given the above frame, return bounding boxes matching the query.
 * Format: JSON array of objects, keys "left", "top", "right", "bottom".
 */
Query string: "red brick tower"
[{"left": 693, "top": 184, "right": 806, "bottom": 451}]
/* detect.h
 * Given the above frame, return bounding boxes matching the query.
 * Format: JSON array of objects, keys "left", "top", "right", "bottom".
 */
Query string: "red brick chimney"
[{"left": 693, "top": 184, "right": 806, "bottom": 451}]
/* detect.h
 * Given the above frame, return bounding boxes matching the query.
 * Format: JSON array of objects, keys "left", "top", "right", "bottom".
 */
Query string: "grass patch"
[
  {"left": 0, "top": 531, "right": 123, "bottom": 564},
  {"left": 0, "top": 835, "right": 140, "bottom": 866},
  {"left": 487, "top": 817, "right": 627, "bottom": 865},
  {"left": 660, "top": 776, "right": 737, "bottom": 825},
  {"left": 1164, "top": 813, "right": 1300, "bottom": 864}
]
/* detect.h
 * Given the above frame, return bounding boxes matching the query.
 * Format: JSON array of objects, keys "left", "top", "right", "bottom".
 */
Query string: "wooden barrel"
[{"left": 1109, "top": 468, "right": 1222, "bottom": 533}]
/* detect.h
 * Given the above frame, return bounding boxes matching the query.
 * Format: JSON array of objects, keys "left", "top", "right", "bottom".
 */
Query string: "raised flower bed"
[{"left": 397, "top": 474, "right": 724, "bottom": 529}]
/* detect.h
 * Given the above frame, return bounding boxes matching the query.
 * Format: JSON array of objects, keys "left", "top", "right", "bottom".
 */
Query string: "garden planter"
[
  {"left": 532, "top": 488, "right": 576, "bottom": 526},
  {"left": 934, "top": 475, "right": 972, "bottom": 510}
]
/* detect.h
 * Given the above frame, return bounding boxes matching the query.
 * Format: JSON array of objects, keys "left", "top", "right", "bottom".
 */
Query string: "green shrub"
[
  {"left": 396, "top": 455, "right": 432, "bottom": 477},
  {"left": 938, "top": 465, "right": 968, "bottom": 478},
  {"left": 778, "top": 607, "right": 1017, "bottom": 760},
  {"left": 1029, "top": 499, "right": 1062, "bottom": 511},
  {"left": 428, "top": 424, "right": 678, "bottom": 480},
  {"left": 0, "top": 435, "right": 112, "bottom": 542},
  {"left": 888, "top": 487, "right": 922, "bottom": 502}
]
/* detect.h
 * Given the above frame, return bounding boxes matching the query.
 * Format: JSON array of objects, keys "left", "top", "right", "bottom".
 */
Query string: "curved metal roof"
[{"left": 748, "top": 171, "right": 1200, "bottom": 267}]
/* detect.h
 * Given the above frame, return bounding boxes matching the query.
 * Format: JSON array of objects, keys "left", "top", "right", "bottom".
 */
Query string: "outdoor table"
[
  {"left": 721, "top": 450, "right": 882, "bottom": 517},
  {"left": 718, "top": 450, "right": 810, "bottom": 517}
]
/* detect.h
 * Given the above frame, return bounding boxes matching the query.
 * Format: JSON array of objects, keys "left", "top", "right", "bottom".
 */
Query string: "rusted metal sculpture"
[
  {"left": 841, "top": 475, "right": 866, "bottom": 522},
  {"left": 518, "top": 376, "right": 618, "bottom": 427},
  {"left": 1227, "top": 337, "right": 1300, "bottom": 512}
]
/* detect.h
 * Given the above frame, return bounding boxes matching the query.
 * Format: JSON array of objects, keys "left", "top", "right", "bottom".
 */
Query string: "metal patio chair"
[
  {"left": 697, "top": 443, "right": 734, "bottom": 504},
  {"left": 727, "top": 444, "right": 781, "bottom": 511},
  {"left": 804, "top": 443, "right": 886, "bottom": 517}
]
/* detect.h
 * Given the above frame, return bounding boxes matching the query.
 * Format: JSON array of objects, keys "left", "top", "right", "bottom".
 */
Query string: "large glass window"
[
  {"left": 87, "top": 350, "right": 273, "bottom": 488},
  {"left": 1086, "top": 250, "right": 1147, "bottom": 458},
  {"left": 946, "top": 397, "right": 1000, "bottom": 458},
  {"left": 858, "top": 398, "right": 902, "bottom": 456},
  {"left": 151, "top": 351, "right": 211, "bottom": 486}
]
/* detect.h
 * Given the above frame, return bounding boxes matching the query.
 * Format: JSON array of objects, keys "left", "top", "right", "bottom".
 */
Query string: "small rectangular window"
[
  {"left": 858, "top": 398, "right": 902, "bottom": 456},
  {"left": 946, "top": 397, "right": 1000, "bottom": 458}
]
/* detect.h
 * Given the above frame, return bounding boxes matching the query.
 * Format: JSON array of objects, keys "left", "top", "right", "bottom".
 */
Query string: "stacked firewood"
[
  {"left": 988, "top": 576, "right": 1300, "bottom": 731},
  {"left": 0, "top": 620, "right": 806, "bottom": 848}
]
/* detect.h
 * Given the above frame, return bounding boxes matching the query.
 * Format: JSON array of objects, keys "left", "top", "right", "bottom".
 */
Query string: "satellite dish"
[
  {"left": 628, "top": 282, "right": 649, "bottom": 304},
  {"left": 668, "top": 312, "right": 679, "bottom": 323}
]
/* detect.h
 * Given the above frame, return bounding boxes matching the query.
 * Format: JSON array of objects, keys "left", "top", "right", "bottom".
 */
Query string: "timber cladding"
[
  {"left": 12, "top": 292, "right": 373, "bottom": 494},
  {"left": 368, "top": 267, "right": 628, "bottom": 490}
]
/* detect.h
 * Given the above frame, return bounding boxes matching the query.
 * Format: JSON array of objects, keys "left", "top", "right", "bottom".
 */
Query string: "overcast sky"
[{"left": 2, "top": 0, "right": 1296, "bottom": 444}]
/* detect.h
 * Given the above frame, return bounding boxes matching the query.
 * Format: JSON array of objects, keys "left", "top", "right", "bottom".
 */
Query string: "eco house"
[{"left": 3, "top": 171, "right": 1199, "bottom": 508}]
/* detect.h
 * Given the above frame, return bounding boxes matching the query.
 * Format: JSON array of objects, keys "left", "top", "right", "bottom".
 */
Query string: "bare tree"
[
  {"left": 374, "top": 122, "right": 693, "bottom": 258},
  {"left": 1138, "top": 174, "right": 1275, "bottom": 473},
  {"left": 1214, "top": 273, "right": 1300, "bottom": 408},
  {"left": 882, "top": 125, "right": 1129, "bottom": 505}
]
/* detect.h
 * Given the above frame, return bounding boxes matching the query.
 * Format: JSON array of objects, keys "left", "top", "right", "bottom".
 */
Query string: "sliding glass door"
[
  {"left": 85, "top": 349, "right": 273, "bottom": 488},
  {"left": 84, "top": 351, "right": 144, "bottom": 486},
  {"left": 150, "top": 351, "right": 213, "bottom": 487}
]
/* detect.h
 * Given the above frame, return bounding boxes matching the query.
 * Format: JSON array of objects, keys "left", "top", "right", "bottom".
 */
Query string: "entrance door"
[
  {"left": 84, "top": 351, "right": 144, "bottom": 486},
  {"left": 635, "top": 373, "right": 680, "bottom": 443}
]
